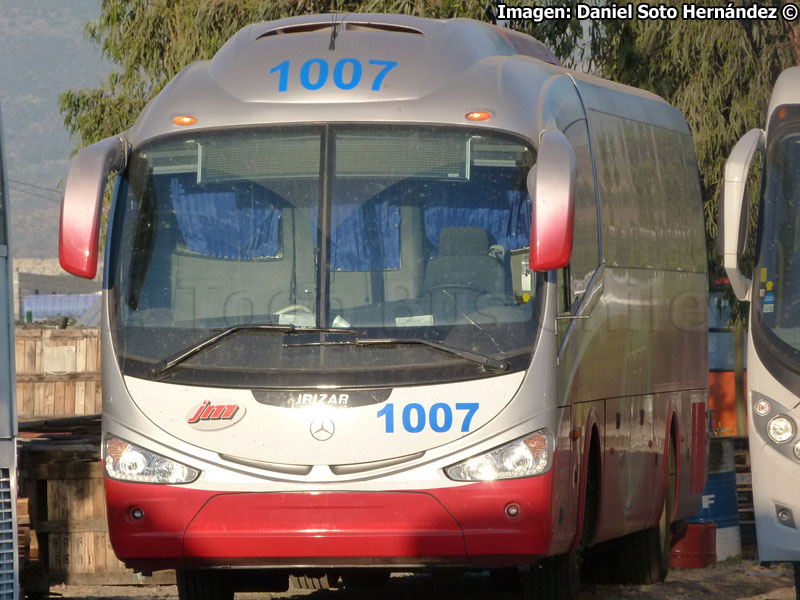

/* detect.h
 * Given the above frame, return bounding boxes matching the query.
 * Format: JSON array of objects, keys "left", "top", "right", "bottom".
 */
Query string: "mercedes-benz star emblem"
[{"left": 310, "top": 418, "right": 335, "bottom": 441}]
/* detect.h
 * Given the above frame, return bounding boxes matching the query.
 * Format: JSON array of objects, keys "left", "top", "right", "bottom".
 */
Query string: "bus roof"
[{"left": 127, "top": 14, "right": 674, "bottom": 147}]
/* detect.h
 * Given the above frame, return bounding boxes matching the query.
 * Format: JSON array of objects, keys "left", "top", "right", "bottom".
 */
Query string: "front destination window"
[
  {"left": 109, "top": 125, "right": 540, "bottom": 387},
  {"left": 755, "top": 109, "right": 800, "bottom": 382}
]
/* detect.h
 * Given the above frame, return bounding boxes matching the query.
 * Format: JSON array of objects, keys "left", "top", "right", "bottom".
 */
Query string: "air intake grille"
[
  {"left": 257, "top": 22, "right": 424, "bottom": 39},
  {"left": 0, "top": 469, "right": 15, "bottom": 599}
]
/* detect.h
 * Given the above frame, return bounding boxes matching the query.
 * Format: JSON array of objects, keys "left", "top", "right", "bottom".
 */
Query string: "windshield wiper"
[
  {"left": 284, "top": 337, "right": 509, "bottom": 372},
  {"left": 150, "top": 324, "right": 365, "bottom": 379}
]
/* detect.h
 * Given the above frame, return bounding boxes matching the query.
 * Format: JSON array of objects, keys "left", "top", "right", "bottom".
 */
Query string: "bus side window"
[{"left": 561, "top": 104, "right": 598, "bottom": 307}]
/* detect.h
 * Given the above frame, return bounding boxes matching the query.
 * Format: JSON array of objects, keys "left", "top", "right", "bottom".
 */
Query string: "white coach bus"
[
  {"left": 722, "top": 66, "right": 800, "bottom": 574},
  {"left": 59, "top": 14, "right": 707, "bottom": 600}
]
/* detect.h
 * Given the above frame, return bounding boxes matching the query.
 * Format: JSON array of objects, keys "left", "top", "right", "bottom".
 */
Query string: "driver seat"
[{"left": 423, "top": 226, "right": 504, "bottom": 295}]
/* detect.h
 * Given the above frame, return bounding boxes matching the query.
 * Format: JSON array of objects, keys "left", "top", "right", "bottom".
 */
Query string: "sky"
[{"left": 0, "top": 0, "right": 110, "bottom": 258}]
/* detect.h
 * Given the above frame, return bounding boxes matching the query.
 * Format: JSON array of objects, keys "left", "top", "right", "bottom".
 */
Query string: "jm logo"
[
  {"left": 188, "top": 400, "right": 239, "bottom": 423},
  {"left": 186, "top": 400, "right": 245, "bottom": 431},
  {"left": 310, "top": 418, "right": 335, "bottom": 441}
]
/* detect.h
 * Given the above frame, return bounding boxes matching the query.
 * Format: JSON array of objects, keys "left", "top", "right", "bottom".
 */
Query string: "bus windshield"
[
  {"left": 109, "top": 125, "right": 540, "bottom": 387},
  {"left": 756, "top": 119, "right": 800, "bottom": 363}
]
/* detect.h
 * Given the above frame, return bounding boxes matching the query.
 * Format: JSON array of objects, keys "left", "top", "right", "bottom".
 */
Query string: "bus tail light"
[
  {"left": 445, "top": 429, "right": 553, "bottom": 482},
  {"left": 104, "top": 436, "right": 200, "bottom": 484}
]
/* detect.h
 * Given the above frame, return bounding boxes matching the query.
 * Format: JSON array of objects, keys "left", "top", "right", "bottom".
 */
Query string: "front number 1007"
[
  {"left": 377, "top": 402, "right": 479, "bottom": 434},
  {"left": 269, "top": 58, "right": 397, "bottom": 92}
]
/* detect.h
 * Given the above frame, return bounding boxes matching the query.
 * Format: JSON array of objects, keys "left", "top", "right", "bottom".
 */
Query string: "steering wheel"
[{"left": 274, "top": 303, "right": 314, "bottom": 315}]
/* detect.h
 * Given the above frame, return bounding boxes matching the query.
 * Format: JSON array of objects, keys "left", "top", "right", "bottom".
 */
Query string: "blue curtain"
[
  {"left": 310, "top": 195, "right": 402, "bottom": 272},
  {"left": 329, "top": 202, "right": 401, "bottom": 271},
  {"left": 170, "top": 178, "right": 281, "bottom": 259},
  {"left": 423, "top": 188, "right": 531, "bottom": 254}
]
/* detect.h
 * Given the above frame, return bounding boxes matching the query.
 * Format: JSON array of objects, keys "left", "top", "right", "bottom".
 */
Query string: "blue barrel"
[
  {"left": 688, "top": 470, "right": 739, "bottom": 527},
  {"left": 687, "top": 438, "right": 741, "bottom": 559}
]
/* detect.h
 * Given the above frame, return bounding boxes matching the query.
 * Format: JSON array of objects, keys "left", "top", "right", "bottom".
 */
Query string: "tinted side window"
[{"left": 542, "top": 77, "right": 599, "bottom": 303}]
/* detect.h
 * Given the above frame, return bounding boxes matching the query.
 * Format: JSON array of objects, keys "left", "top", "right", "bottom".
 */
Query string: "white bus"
[
  {"left": 722, "top": 66, "right": 800, "bottom": 574},
  {"left": 59, "top": 14, "right": 707, "bottom": 600}
]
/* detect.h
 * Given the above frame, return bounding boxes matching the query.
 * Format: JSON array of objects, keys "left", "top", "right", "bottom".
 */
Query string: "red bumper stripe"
[
  {"left": 184, "top": 491, "right": 466, "bottom": 562},
  {"left": 105, "top": 473, "right": 554, "bottom": 570}
]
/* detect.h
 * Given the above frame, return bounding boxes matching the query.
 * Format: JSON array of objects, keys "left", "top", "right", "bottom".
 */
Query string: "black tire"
[
  {"left": 523, "top": 553, "right": 580, "bottom": 600},
  {"left": 489, "top": 566, "right": 520, "bottom": 593},
  {"left": 176, "top": 569, "right": 233, "bottom": 600},
  {"left": 616, "top": 434, "right": 677, "bottom": 585},
  {"left": 581, "top": 539, "right": 619, "bottom": 584}
]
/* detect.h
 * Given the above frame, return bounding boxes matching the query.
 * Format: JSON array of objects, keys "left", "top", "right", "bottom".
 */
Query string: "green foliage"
[
  {"left": 59, "top": 0, "right": 489, "bottom": 149},
  {"left": 498, "top": 0, "right": 586, "bottom": 68}
]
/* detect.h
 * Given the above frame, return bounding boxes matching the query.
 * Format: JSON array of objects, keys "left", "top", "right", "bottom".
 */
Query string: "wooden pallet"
[{"left": 18, "top": 433, "right": 175, "bottom": 589}]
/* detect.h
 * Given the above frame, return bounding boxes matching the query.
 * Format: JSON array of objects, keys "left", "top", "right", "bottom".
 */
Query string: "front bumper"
[{"left": 105, "top": 473, "right": 555, "bottom": 571}]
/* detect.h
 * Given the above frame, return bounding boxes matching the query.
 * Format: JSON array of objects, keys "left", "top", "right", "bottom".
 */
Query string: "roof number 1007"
[
  {"left": 269, "top": 58, "right": 398, "bottom": 92},
  {"left": 377, "top": 402, "right": 479, "bottom": 434}
]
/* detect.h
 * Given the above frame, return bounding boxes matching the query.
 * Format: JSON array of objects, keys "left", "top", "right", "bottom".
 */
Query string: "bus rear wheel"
[{"left": 176, "top": 569, "right": 233, "bottom": 600}]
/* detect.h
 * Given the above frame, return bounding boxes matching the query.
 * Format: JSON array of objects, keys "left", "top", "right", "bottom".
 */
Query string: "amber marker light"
[
  {"left": 465, "top": 110, "right": 492, "bottom": 121},
  {"left": 173, "top": 115, "right": 198, "bottom": 126},
  {"left": 780, "top": 108, "right": 787, "bottom": 121}
]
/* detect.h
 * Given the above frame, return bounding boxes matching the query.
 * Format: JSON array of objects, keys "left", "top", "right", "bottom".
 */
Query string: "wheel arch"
[
  {"left": 662, "top": 411, "right": 679, "bottom": 522},
  {"left": 570, "top": 410, "right": 602, "bottom": 552}
]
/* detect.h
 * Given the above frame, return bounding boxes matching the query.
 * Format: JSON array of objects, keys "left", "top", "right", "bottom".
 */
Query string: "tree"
[{"left": 59, "top": 0, "right": 491, "bottom": 148}]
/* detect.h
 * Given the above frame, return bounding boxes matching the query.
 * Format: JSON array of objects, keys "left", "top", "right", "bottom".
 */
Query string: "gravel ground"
[{"left": 43, "top": 560, "right": 797, "bottom": 600}]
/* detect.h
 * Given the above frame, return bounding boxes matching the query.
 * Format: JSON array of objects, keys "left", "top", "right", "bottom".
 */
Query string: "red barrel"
[{"left": 669, "top": 523, "right": 717, "bottom": 568}]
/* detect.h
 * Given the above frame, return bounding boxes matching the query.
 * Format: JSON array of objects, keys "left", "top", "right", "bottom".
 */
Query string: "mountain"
[{"left": 0, "top": 0, "right": 110, "bottom": 258}]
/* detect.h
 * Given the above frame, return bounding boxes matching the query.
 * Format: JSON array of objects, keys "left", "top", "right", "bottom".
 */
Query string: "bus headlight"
[
  {"left": 794, "top": 440, "right": 800, "bottom": 460},
  {"left": 104, "top": 436, "right": 200, "bottom": 484},
  {"left": 768, "top": 416, "right": 795, "bottom": 444},
  {"left": 445, "top": 429, "right": 553, "bottom": 482}
]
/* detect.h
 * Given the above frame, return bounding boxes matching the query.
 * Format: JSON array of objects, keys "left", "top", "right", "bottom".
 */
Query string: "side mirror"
[
  {"left": 59, "top": 136, "right": 129, "bottom": 279},
  {"left": 721, "top": 128, "right": 764, "bottom": 300},
  {"left": 528, "top": 129, "right": 576, "bottom": 271}
]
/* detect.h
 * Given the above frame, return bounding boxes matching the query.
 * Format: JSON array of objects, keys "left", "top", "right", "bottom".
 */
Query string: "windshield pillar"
[{"left": 317, "top": 125, "right": 333, "bottom": 328}]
